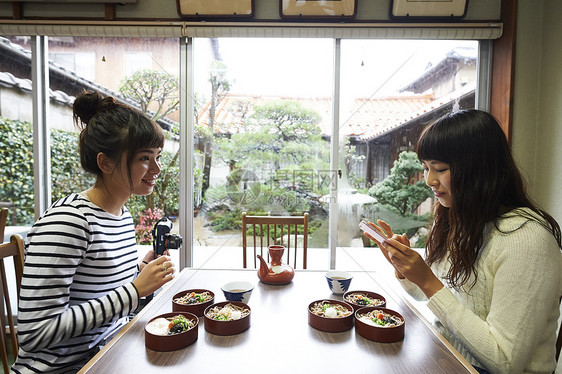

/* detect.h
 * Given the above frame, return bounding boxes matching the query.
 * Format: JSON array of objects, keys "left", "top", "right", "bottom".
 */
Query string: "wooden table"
[{"left": 80, "top": 269, "right": 477, "bottom": 374}]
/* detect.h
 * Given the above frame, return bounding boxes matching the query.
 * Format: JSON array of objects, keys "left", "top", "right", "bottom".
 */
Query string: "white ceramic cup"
[
  {"left": 221, "top": 281, "right": 254, "bottom": 304},
  {"left": 325, "top": 271, "right": 353, "bottom": 295}
]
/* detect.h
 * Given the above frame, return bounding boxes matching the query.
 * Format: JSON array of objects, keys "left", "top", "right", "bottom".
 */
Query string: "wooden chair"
[
  {"left": 0, "top": 208, "right": 8, "bottom": 244},
  {"left": 0, "top": 234, "right": 25, "bottom": 373},
  {"left": 242, "top": 212, "right": 309, "bottom": 269}
]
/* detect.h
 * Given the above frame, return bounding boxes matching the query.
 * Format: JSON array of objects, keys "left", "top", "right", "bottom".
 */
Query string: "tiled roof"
[
  {"left": 196, "top": 92, "right": 436, "bottom": 139},
  {"left": 0, "top": 71, "right": 74, "bottom": 105},
  {"left": 197, "top": 82, "right": 474, "bottom": 140},
  {"left": 0, "top": 36, "right": 175, "bottom": 131},
  {"left": 1, "top": 37, "right": 474, "bottom": 139},
  {"left": 361, "top": 82, "right": 476, "bottom": 141},
  {"left": 343, "top": 94, "right": 434, "bottom": 138}
]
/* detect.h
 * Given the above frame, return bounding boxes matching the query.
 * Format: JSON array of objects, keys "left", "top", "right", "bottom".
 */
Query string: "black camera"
[{"left": 152, "top": 217, "right": 183, "bottom": 256}]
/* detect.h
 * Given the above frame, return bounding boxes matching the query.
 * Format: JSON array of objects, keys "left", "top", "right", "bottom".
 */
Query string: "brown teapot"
[{"left": 257, "top": 245, "right": 295, "bottom": 285}]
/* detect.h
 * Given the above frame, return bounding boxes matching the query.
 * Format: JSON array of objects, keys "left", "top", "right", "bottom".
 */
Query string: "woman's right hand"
[
  {"left": 365, "top": 220, "right": 408, "bottom": 279},
  {"left": 371, "top": 222, "right": 443, "bottom": 298},
  {"left": 132, "top": 255, "right": 175, "bottom": 297}
]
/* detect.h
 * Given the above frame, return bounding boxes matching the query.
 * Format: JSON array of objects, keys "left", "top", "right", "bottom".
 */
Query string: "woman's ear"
[{"left": 97, "top": 153, "right": 116, "bottom": 174}]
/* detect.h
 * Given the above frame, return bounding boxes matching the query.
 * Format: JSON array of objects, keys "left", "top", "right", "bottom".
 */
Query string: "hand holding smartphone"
[{"left": 359, "top": 220, "right": 389, "bottom": 243}]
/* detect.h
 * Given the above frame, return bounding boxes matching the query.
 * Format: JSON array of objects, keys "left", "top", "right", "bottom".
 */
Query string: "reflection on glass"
[
  {"left": 0, "top": 34, "right": 479, "bottom": 271},
  {"left": 339, "top": 39, "right": 478, "bottom": 250},
  {"left": 0, "top": 36, "right": 180, "bottom": 245},
  {"left": 193, "top": 38, "right": 334, "bottom": 268},
  {"left": 0, "top": 36, "right": 35, "bottom": 227},
  {"left": 52, "top": 37, "right": 180, "bottom": 248}
]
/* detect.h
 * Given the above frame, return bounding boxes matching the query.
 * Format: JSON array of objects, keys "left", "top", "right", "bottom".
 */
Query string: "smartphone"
[{"left": 359, "top": 220, "right": 388, "bottom": 243}]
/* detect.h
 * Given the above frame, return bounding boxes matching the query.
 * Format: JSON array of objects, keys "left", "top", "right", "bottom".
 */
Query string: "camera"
[{"left": 152, "top": 217, "right": 183, "bottom": 256}]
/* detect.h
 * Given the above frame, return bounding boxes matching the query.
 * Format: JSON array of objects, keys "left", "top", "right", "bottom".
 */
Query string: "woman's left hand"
[
  {"left": 382, "top": 237, "right": 444, "bottom": 298},
  {"left": 133, "top": 255, "right": 175, "bottom": 297},
  {"left": 139, "top": 249, "right": 170, "bottom": 272}
]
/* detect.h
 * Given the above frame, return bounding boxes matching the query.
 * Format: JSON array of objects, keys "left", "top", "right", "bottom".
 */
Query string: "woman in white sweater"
[
  {"left": 11, "top": 91, "right": 176, "bottom": 373},
  {"left": 367, "top": 109, "right": 562, "bottom": 374}
]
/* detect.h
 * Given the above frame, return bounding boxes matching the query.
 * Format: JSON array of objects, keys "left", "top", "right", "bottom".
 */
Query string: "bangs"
[
  {"left": 416, "top": 119, "right": 452, "bottom": 164},
  {"left": 126, "top": 112, "right": 165, "bottom": 155}
]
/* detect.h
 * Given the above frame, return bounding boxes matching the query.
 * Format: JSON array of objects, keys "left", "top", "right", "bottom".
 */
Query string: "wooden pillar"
[
  {"left": 104, "top": 3, "right": 115, "bottom": 20},
  {"left": 490, "top": 0, "right": 518, "bottom": 141},
  {"left": 12, "top": 2, "right": 23, "bottom": 19}
]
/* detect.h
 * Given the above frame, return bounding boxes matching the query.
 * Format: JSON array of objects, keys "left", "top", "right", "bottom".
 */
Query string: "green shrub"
[
  {"left": 50, "top": 128, "right": 95, "bottom": 204},
  {"left": 0, "top": 117, "right": 178, "bottom": 227},
  {"left": 0, "top": 118, "right": 37, "bottom": 224},
  {"left": 0, "top": 118, "right": 97, "bottom": 224}
]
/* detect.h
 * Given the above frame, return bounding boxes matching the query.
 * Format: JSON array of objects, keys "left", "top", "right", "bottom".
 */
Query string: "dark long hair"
[
  {"left": 73, "top": 90, "right": 164, "bottom": 189},
  {"left": 417, "top": 109, "right": 561, "bottom": 289}
]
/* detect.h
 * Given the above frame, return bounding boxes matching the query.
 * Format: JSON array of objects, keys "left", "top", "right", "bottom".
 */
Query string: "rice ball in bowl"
[
  {"left": 354, "top": 307, "right": 405, "bottom": 343},
  {"left": 308, "top": 299, "right": 354, "bottom": 332},
  {"left": 145, "top": 312, "right": 199, "bottom": 351}
]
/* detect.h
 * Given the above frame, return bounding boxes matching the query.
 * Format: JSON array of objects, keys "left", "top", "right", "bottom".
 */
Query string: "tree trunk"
[
  {"left": 199, "top": 81, "right": 217, "bottom": 207},
  {"left": 200, "top": 137, "right": 212, "bottom": 205}
]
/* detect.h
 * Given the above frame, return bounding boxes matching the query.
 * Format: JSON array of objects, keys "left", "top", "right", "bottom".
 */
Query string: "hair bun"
[{"left": 73, "top": 91, "right": 117, "bottom": 126}]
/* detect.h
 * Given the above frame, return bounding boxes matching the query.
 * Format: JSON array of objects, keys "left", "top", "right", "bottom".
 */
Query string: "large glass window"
[
  {"left": 47, "top": 37, "right": 181, "bottom": 262},
  {"left": 0, "top": 36, "right": 180, "bottom": 258},
  {"left": 336, "top": 39, "right": 477, "bottom": 269},
  {"left": 0, "top": 34, "right": 479, "bottom": 271},
  {"left": 192, "top": 38, "right": 334, "bottom": 269},
  {"left": 189, "top": 37, "right": 478, "bottom": 270}
]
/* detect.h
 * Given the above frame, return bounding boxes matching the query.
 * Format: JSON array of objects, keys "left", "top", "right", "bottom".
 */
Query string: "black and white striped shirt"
[{"left": 11, "top": 193, "right": 140, "bottom": 373}]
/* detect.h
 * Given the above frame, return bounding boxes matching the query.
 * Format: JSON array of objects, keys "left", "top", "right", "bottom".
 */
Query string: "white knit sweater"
[{"left": 399, "top": 208, "right": 562, "bottom": 374}]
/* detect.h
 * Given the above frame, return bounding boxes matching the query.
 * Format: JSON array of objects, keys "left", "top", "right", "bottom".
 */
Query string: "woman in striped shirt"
[{"left": 11, "top": 91, "right": 176, "bottom": 373}]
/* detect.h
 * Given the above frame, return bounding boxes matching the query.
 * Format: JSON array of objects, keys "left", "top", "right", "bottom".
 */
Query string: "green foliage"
[
  {"left": 50, "top": 129, "right": 95, "bottom": 203},
  {"left": 206, "top": 208, "right": 244, "bottom": 232},
  {"left": 0, "top": 116, "right": 178, "bottom": 227},
  {"left": 214, "top": 100, "right": 329, "bottom": 181},
  {"left": 0, "top": 118, "right": 35, "bottom": 224},
  {"left": 344, "top": 139, "right": 367, "bottom": 189},
  {"left": 250, "top": 100, "right": 321, "bottom": 139},
  {"left": 209, "top": 60, "right": 231, "bottom": 95},
  {"left": 119, "top": 69, "right": 179, "bottom": 121},
  {"left": 0, "top": 118, "right": 96, "bottom": 224},
  {"left": 207, "top": 207, "right": 322, "bottom": 239},
  {"left": 205, "top": 175, "right": 312, "bottom": 216},
  {"left": 368, "top": 151, "right": 432, "bottom": 216},
  {"left": 118, "top": 68, "right": 187, "bottom": 222},
  {"left": 203, "top": 180, "right": 324, "bottom": 235},
  {"left": 204, "top": 100, "right": 330, "bottom": 232}
]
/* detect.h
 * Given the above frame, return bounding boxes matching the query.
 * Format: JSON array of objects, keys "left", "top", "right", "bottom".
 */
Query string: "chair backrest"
[
  {"left": 0, "top": 234, "right": 25, "bottom": 373},
  {"left": 0, "top": 208, "right": 8, "bottom": 244},
  {"left": 242, "top": 212, "right": 309, "bottom": 269}
]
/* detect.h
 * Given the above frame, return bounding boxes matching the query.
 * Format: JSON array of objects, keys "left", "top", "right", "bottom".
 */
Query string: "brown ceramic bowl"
[
  {"left": 204, "top": 301, "right": 251, "bottom": 336},
  {"left": 308, "top": 299, "right": 354, "bottom": 332},
  {"left": 144, "top": 312, "right": 199, "bottom": 352},
  {"left": 343, "top": 290, "right": 386, "bottom": 312},
  {"left": 172, "top": 289, "right": 215, "bottom": 317},
  {"left": 354, "top": 307, "right": 405, "bottom": 343}
]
